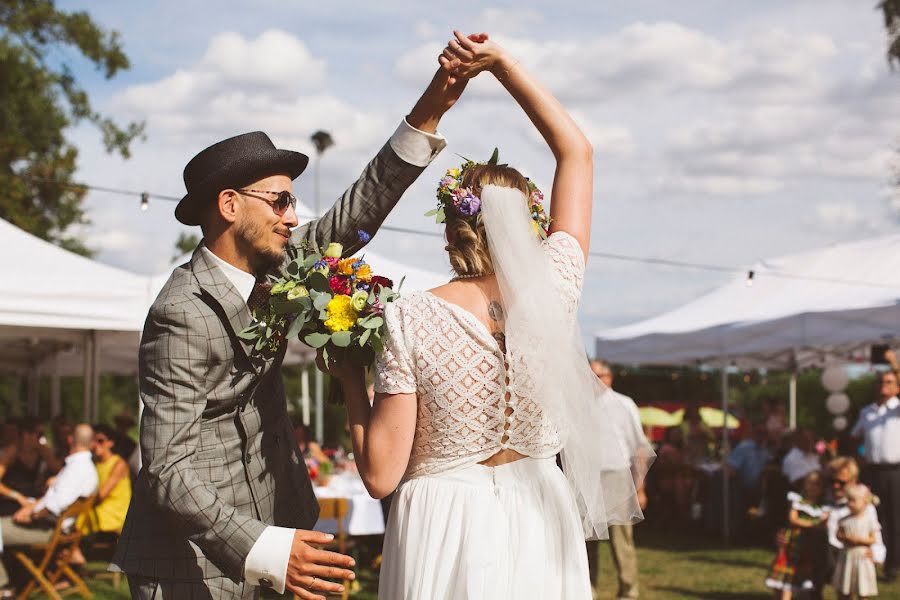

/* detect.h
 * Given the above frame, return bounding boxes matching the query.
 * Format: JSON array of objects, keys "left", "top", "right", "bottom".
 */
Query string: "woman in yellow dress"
[{"left": 71, "top": 423, "right": 132, "bottom": 565}]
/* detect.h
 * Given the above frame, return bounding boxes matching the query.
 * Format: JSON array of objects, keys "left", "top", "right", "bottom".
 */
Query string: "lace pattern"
[{"left": 374, "top": 231, "right": 585, "bottom": 479}]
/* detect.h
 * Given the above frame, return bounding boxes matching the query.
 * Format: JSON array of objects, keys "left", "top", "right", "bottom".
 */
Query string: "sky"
[{"left": 57, "top": 0, "right": 900, "bottom": 338}]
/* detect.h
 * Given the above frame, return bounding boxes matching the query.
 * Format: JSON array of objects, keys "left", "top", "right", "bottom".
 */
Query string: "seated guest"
[
  {"left": 0, "top": 424, "right": 98, "bottom": 593},
  {"left": 69, "top": 424, "right": 132, "bottom": 566},
  {"left": 292, "top": 420, "right": 331, "bottom": 465},
  {"left": 782, "top": 428, "right": 821, "bottom": 486},
  {"left": 726, "top": 422, "right": 772, "bottom": 538},
  {"left": 0, "top": 418, "right": 54, "bottom": 516},
  {"left": 112, "top": 410, "right": 138, "bottom": 467}
]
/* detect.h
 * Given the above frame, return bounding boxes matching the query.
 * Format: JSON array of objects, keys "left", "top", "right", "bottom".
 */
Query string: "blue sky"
[{"left": 58, "top": 1, "right": 899, "bottom": 337}]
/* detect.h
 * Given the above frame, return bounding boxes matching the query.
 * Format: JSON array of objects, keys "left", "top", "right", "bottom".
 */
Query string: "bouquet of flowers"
[{"left": 238, "top": 230, "right": 401, "bottom": 394}]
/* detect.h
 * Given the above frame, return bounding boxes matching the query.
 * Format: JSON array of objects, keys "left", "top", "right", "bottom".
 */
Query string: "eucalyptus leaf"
[
  {"left": 362, "top": 316, "right": 383, "bottom": 329},
  {"left": 307, "top": 272, "right": 329, "bottom": 292},
  {"left": 331, "top": 331, "right": 352, "bottom": 348},
  {"left": 286, "top": 260, "right": 300, "bottom": 276},
  {"left": 304, "top": 332, "right": 330, "bottom": 348},
  {"left": 424, "top": 208, "right": 440, "bottom": 217},
  {"left": 237, "top": 327, "right": 258, "bottom": 340},
  {"left": 313, "top": 293, "right": 331, "bottom": 311},
  {"left": 286, "top": 315, "right": 306, "bottom": 339},
  {"left": 359, "top": 328, "right": 371, "bottom": 347},
  {"left": 255, "top": 336, "right": 266, "bottom": 351},
  {"left": 303, "top": 253, "right": 322, "bottom": 268}
]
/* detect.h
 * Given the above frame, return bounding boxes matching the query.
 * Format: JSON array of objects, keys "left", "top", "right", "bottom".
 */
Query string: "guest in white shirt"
[
  {"left": 0, "top": 423, "right": 98, "bottom": 591},
  {"left": 781, "top": 428, "right": 821, "bottom": 486},
  {"left": 851, "top": 356, "right": 900, "bottom": 581},
  {"left": 825, "top": 457, "right": 886, "bottom": 565}
]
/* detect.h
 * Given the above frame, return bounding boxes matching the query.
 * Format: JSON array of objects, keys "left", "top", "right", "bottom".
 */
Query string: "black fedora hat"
[{"left": 176, "top": 131, "right": 309, "bottom": 226}]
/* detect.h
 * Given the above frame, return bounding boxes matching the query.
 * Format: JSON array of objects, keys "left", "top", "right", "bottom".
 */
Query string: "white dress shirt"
[
  {"left": 851, "top": 396, "right": 900, "bottom": 464},
  {"left": 206, "top": 118, "right": 446, "bottom": 594},
  {"left": 33, "top": 450, "right": 98, "bottom": 517},
  {"left": 827, "top": 501, "right": 886, "bottom": 564}
]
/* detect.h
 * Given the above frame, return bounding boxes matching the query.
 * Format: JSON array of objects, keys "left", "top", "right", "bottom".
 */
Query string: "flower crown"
[{"left": 425, "top": 148, "right": 550, "bottom": 239}]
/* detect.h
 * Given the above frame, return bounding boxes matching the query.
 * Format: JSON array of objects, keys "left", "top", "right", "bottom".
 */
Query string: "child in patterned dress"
[
  {"left": 832, "top": 483, "right": 879, "bottom": 599},
  {"left": 766, "top": 471, "right": 830, "bottom": 599}
]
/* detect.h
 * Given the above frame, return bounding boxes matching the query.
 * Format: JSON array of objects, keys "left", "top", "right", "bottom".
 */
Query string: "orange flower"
[
  {"left": 338, "top": 258, "right": 355, "bottom": 276},
  {"left": 355, "top": 264, "right": 373, "bottom": 282}
]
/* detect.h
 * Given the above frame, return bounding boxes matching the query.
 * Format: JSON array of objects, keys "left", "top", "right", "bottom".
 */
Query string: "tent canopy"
[{"left": 594, "top": 234, "right": 900, "bottom": 368}]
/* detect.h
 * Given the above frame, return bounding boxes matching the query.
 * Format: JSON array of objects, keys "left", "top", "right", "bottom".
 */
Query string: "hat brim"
[{"left": 176, "top": 149, "right": 309, "bottom": 226}]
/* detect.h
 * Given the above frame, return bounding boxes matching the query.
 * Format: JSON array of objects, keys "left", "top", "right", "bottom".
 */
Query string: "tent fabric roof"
[{"left": 594, "top": 234, "right": 900, "bottom": 368}]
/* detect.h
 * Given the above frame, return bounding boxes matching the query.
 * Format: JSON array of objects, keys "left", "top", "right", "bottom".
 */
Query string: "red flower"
[
  {"left": 329, "top": 276, "right": 352, "bottom": 295},
  {"left": 323, "top": 257, "right": 340, "bottom": 271},
  {"left": 371, "top": 275, "right": 393, "bottom": 290}
]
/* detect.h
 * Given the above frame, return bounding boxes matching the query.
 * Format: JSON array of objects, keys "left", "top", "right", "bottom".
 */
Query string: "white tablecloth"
[{"left": 313, "top": 472, "right": 385, "bottom": 536}]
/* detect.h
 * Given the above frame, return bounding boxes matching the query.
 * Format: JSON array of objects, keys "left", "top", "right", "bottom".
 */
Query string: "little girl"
[
  {"left": 833, "top": 483, "right": 879, "bottom": 599},
  {"left": 765, "top": 471, "right": 829, "bottom": 599}
]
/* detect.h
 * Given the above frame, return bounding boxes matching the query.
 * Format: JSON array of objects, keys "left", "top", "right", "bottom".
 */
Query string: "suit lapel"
[{"left": 191, "top": 246, "right": 255, "bottom": 361}]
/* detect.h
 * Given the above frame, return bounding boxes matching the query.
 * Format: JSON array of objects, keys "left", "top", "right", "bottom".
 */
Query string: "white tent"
[
  {"left": 593, "top": 233, "right": 900, "bottom": 543},
  {"left": 595, "top": 234, "right": 900, "bottom": 369}
]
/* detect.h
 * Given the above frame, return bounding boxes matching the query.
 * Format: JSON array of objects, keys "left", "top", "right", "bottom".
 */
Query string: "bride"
[{"left": 328, "top": 32, "right": 653, "bottom": 599}]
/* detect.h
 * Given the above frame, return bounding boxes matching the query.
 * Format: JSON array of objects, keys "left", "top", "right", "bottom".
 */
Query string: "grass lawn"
[{"left": 22, "top": 528, "right": 900, "bottom": 599}]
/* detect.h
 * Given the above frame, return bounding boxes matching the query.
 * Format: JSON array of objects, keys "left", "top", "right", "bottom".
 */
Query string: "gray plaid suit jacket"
[{"left": 112, "top": 140, "right": 430, "bottom": 584}]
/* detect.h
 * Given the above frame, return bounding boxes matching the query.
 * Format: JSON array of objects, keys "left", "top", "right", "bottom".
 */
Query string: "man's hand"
[
  {"left": 637, "top": 487, "right": 648, "bottom": 511},
  {"left": 13, "top": 501, "right": 35, "bottom": 525},
  {"left": 285, "top": 529, "right": 356, "bottom": 600}
]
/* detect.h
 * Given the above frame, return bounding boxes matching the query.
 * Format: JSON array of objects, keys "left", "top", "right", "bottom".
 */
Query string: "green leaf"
[
  {"left": 286, "top": 315, "right": 306, "bottom": 339},
  {"left": 362, "top": 316, "right": 383, "bottom": 329},
  {"left": 313, "top": 293, "right": 331, "bottom": 311},
  {"left": 304, "top": 332, "right": 331, "bottom": 348},
  {"left": 307, "top": 272, "right": 330, "bottom": 292},
  {"left": 435, "top": 207, "right": 446, "bottom": 224},
  {"left": 359, "top": 328, "right": 372, "bottom": 347},
  {"left": 489, "top": 147, "right": 500, "bottom": 165},
  {"left": 286, "top": 260, "right": 301, "bottom": 276},
  {"left": 424, "top": 208, "right": 440, "bottom": 217},
  {"left": 237, "top": 326, "right": 258, "bottom": 340},
  {"left": 254, "top": 336, "right": 267, "bottom": 351},
  {"left": 397, "top": 276, "right": 406, "bottom": 292},
  {"left": 370, "top": 334, "right": 384, "bottom": 354},
  {"left": 303, "top": 253, "right": 322, "bottom": 268},
  {"left": 331, "top": 331, "right": 352, "bottom": 347}
]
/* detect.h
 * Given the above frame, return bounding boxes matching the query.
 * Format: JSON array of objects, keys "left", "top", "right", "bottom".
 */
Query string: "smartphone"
[{"left": 871, "top": 344, "right": 889, "bottom": 365}]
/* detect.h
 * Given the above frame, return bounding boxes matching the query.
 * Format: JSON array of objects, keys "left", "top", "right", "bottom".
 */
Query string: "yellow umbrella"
[
  {"left": 638, "top": 406, "right": 683, "bottom": 428},
  {"left": 698, "top": 406, "right": 740, "bottom": 429}
]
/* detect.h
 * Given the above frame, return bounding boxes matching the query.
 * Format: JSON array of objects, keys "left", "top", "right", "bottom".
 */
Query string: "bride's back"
[{"left": 374, "top": 230, "right": 584, "bottom": 482}]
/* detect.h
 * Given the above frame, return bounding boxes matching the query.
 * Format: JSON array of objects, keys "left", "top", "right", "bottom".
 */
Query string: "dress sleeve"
[
  {"left": 374, "top": 300, "right": 417, "bottom": 395},
  {"left": 541, "top": 231, "right": 586, "bottom": 313}
]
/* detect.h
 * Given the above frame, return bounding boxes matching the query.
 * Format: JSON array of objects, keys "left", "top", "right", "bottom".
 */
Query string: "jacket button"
[
  {"left": 245, "top": 453, "right": 252, "bottom": 464},
  {"left": 259, "top": 578, "right": 272, "bottom": 588}
]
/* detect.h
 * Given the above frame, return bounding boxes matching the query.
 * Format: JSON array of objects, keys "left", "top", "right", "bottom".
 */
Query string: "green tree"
[
  {"left": 880, "top": 0, "right": 900, "bottom": 66},
  {"left": 172, "top": 231, "right": 200, "bottom": 261},
  {"left": 0, "top": 0, "right": 144, "bottom": 255}
]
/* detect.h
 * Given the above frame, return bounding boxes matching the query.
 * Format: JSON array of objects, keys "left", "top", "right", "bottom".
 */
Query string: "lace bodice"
[{"left": 374, "top": 231, "right": 585, "bottom": 480}]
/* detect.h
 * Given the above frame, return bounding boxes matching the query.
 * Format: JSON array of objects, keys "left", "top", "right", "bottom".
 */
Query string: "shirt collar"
[
  {"left": 65, "top": 449, "right": 93, "bottom": 464},
  {"left": 200, "top": 245, "right": 257, "bottom": 302}
]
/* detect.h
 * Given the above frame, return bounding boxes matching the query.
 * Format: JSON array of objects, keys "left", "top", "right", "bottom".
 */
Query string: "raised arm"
[
  {"left": 294, "top": 62, "right": 473, "bottom": 256},
  {"left": 441, "top": 31, "right": 594, "bottom": 259}
]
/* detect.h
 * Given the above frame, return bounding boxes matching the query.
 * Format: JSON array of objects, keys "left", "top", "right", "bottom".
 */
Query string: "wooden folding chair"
[
  {"left": 296, "top": 497, "right": 351, "bottom": 600},
  {"left": 14, "top": 494, "right": 97, "bottom": 600}
]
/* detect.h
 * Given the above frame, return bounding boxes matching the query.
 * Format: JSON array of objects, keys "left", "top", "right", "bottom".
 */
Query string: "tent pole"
[
  {"left": 301, "top": 368, "right": 311, "bottom": 426},
  {"left": 314, "top": 368, "right": 324, "bottom": 443},
  {"left": 90, "top": 331, "right": 99, "bottom": 422},
  {"left": 27, "top": 367, "right": 39, "bottom": 416},
  {"left": 50, "top": 353, "right": 61, "bottom": 417},
  {"left": 82, "top": 331, "right": 93, "bottom": 421},
  {"left": 789, "top": 372, "right": 797, "bottom": 430},
  {"left": 721, "top": 361, "right": 731, "bottom": 545}
]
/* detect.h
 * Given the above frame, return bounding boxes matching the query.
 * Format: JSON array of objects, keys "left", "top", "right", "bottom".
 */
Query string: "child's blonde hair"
[{"left": 845, "top": 483, "right": 873, "bottom": 504}]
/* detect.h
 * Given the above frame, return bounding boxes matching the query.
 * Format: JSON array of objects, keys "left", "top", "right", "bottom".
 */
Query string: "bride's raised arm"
[{"left": 441, "top": 31, "right": 594, "bottom": 259}]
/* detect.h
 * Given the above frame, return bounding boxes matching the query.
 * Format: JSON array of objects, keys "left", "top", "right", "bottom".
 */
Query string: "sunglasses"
[
  {"left": 832, "top": 478, "right": 852, "bottom": 488},
  {"left": 237, "top": 188, "right": 298, "bottom": 216}
]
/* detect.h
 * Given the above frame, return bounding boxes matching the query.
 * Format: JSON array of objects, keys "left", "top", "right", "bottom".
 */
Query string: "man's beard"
[{"left": 236, "top": 219, "right": 287, "bottom": 277}]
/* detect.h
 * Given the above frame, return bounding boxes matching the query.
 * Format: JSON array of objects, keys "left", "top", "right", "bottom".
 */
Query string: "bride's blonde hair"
[{"left": 445, "top": 164, "right": 529, "bottom": 278}]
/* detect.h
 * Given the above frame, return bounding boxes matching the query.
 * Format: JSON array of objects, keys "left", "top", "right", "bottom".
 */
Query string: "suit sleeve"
[
  {"left": 138, "top": 301, "right": 267, "bottom": 580},
  {"left": 293, "top": 120, "right": 446, "bottom": 255}
]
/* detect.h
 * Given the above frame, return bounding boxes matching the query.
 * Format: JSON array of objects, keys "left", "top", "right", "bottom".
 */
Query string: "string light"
[{"left": 15, "top": 175, "right": 900, "bottom": 291}]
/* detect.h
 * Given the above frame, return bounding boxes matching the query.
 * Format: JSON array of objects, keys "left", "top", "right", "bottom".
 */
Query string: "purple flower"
[
  {"left": 456, "top": 193, "right": 481, "bottom": 217},
  {"left": 357, "top": 229, "right": 372, "bottom": 243}
]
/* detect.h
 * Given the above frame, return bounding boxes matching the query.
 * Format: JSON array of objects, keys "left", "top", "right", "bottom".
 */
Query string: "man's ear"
[{"left": 218, "top": 189, "right": 239, "bottom": 224}]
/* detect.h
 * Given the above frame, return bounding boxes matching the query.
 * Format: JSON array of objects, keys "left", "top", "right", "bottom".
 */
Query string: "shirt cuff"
[
  {"left": 389, "top": 118, "right": 447, "bottom": 167},
  {"left": 243, "top": 526, "right": 294, "bottom": 594}
]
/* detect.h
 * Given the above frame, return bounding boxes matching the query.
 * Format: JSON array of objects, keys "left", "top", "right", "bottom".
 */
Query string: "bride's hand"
[{"left": 438, "top": 30, "right": 503, "bottom": 79}]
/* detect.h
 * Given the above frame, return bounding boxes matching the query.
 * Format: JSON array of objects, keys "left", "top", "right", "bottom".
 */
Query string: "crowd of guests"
[{"left": 0, "top": 415, "right": 135, "bottom": 596}]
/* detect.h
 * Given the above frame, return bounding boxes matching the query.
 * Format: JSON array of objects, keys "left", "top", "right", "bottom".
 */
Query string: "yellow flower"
[
  {"left": 338, "top": 258, "right": 355, "bottom": 276},
  {"left": 355, "top": 264, "right": 373, "bottom": 282},
  {"left": 324, "top": 295, "right": 358, "bottom": 332},
  {"left": 447, "top": 168, "right": 460, "bottom": 178}
]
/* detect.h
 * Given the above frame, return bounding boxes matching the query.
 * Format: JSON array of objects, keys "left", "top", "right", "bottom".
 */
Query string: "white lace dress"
[{"left": 374, "top": 231, "right": 591, "bottom": 600}]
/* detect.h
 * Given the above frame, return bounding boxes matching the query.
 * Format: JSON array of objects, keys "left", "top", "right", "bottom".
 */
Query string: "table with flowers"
[{"left": 312, "top": 471, "right": 386, "bottom": 537}]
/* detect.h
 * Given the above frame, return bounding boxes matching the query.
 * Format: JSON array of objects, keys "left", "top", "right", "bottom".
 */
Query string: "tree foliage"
[
  {"left": 881, "top": 0, "right": 900, "bottom": 66},
  {"left": 0, "top": 0, "right": 144, "bottom": 255},
  {"left": 173, "top": 232, "right": 200, "bottom": 261}
]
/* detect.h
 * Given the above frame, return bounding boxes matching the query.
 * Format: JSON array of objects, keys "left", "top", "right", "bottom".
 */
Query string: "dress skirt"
[{"left": 378, "top": 456, "right": 592, "bottom": 600}]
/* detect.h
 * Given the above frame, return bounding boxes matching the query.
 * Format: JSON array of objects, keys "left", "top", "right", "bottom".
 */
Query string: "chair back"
[{"left": 317, "top": 497, "right": 349, "bottom": 520}]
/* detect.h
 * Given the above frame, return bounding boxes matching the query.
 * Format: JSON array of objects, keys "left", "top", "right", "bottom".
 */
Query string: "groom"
[{"left": 112, "top": 64, "right": 470, "bottom": 599}]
